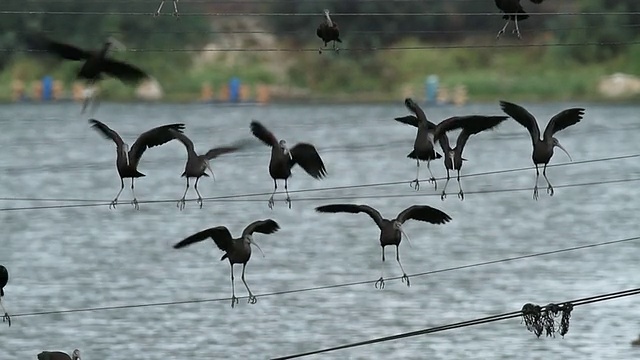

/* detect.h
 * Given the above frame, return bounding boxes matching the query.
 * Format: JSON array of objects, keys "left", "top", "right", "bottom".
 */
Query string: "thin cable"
[
  {"left": 271, "top": 287, "right": 640, "bottom": 359},
  {"left": 10, "top": 235, "right": 640, "bottom": 319},
  {"left": 1, "top": 11, "right": 638, "bottom": 16},
  {"left": 13, "top": 0, "right": 509, "bottom": 3}
]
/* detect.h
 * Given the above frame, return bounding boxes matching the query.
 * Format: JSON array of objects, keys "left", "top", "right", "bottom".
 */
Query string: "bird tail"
[
  {"left": 336, "top": 38, "right": 342, "bottom": 43},
  {"left": 1, "top": 289, "right": 3, "bottom": 297},
  {"left": 220, "top": 254, "right": 228, "bottom": 261},
  {"left": 133, "top": 170, "right": 146, "bottom": 178},
  {"left": 407, "top": 150, "right": 442, "bottom": 160}
]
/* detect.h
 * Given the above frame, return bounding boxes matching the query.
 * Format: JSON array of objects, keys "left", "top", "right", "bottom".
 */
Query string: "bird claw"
[
  {"left": 197, "top": 197, "right": 203, "bottom": 209},
  {"left": 109, "top": 199, "right": 118, "bottom": 209},
  {"left": 248, "top": 294, "right": 257, "bottom": 304},
  {"left": 131, "top": 198, "right": 139, "bottom": 210},
  {"left": 533, "top": 187, "right": 539, "bottom": 201},
  {"left": 2, "top": 312, "right": 10, "bottom": 327},
  {"left": 410, "top": 179, "right": 420, "bottom": 191},
  {"left": 374, "top": 277, "right": 385, "bottom": 290},
  {"left": 547, "top": 185, "right": 554, "bottom": 196},
  {"left": 401, "top": 273, "right": 411, "bottom": 287},
  {"left": 231, "top": 295, "right": 239, "bottom": 308},
  {"left": 496, "top": 30, "right": 504, "bottom": 39},
  {"left": 335, "top": 47, "right": 340, "bottom": 54},
  {"left": 458, "top": 190, "right": 464, "bottom": 201},
  {"left": 440, "top": 191, "right": 447, "bottom": 201},
  {"left": 267, "top": 196, "right": 275, "bottom": 210},
  {"left": 176, "top": 198, "right": 186, "bottom": 211},
  {"left": 285, "top": 196, "right": 292, "bottom": 209},
  {"left": 318, "top": 48, "right": 323, "bottom": 54}
]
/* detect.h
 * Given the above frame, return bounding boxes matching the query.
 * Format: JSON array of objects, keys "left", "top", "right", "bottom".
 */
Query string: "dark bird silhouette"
[
  {"left": 89, "top": 119, "right": 185, "bottom": 209},
  {"left": 250, "top": 120, "right": 327, "bottom": 209},
  {"left": 315, "top": 204, "right": 451, "bottom": 289},
  {"left": 37, "top": 349, "right": 81, "bottom": 360},
  {"left": 500, "top": 101, "right": 584, "bottom": 200},
  {"left": 25, "top": 33, "right": 149, "bottom": 113},
  {"left": 155, "top": 0, "right": 179, "bottom": 17},
  {"left": 316, "top": 9, "right": 342, "bottom": 54},
  {"left": 437, "top": 115, "right": 510, "bottom": 200},
  {"left": 495, "top": 0, "right": 545, "bottom": 39},
  {"left": 173, "top": 219, "right": 280, "bottom": 308},
  {"left": 0, "top": 265, "right": 10, "bottom": 327},
  {"left": 395, "top": 98, "right": 495, "bottom": 191},
  {"left": 170, "top": 129, "right": 247, "bottom": 210}
]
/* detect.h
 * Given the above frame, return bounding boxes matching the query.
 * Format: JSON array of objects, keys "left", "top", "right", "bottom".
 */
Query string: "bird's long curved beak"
[
  {"left": 251, "top": 239, "right": 265, "bottom": 258},
  {"left": 107, "top": 36, "right": 127, "bottom": 51},
  {"left": 399, "top": 227, "right": 413, "bottom": 248},
  {"left": 323, "top": 9, "right": 333, "bottom": 26},
  {"left": 556, "top": 142, "right": 572, "bottom": 162}
]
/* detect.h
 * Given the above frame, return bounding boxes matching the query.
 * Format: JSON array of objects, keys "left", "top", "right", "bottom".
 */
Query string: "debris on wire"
[{"left": 521, "top": 302, "right": 574, "bottom": 338}]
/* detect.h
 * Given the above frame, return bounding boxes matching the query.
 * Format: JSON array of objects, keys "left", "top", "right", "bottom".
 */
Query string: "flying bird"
[
  {"left": 495, "top": 0, "right": 545, "bottom": 39},
  {"left": 317, "top": 9, "right": 342, "bottom": 54},
  {"left": 37, "top": 349, "right": 81, "bottom": 360},
  {"left": 315, "top": 204, "right": 451, "bottom": 289},
  {"left": 89, "top": 119, "right": 185, "bottom": 209},
  {"left": 173, "top": 219, "right": 280, "bottom": 308},
  {"left": 170, "top": 129, "right": 247, "bottom": 210},
  {"left": 250, "top": 120, "right": 327, "bottom": 209},
  {"left": 499, "top": 101, "right": 584, "bottom": 200},
  {"left": 438, "top": 115, "right": 510, "bottom": 200},
  {"left": 155, "top": 0, "right": 179, "bottom": 17},
  {"left": 25, "top": 33, "right": 149, "bottom": 113},
  {"left": 0, "top": 265, "right": 10, "bottom": 327}
]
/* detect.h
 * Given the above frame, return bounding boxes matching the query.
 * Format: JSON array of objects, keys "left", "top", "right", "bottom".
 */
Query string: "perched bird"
[
  {"left": 37, "top": 349, "right": 81, "bottom": 360},
  {"left": 495, "top": 0, "right": 545, "bottom": 39},
  {"left": 394, "top": 98, "right": 493, "bottom": 191},
  {"left": 89, "top": 119, "right": 185, "bottom": 209},
  {"left": 25, "top": 33, "right": 148, "bottom": 113},
  {"left": 438, "top": 115, "right": 510, "bottom": 200},
  {"left": 0, "top": 265, "right": 10, "bottom": 327},
  {"left": 315, "top": 204, "right": 451, "bottom": 289},
  {"left": 316, "top": 9, "right": 342, "bottom": 54},
  {"left": 250, "top": 120, "right": 327, "bottom": 209},
  {"left": 155, "top": 0, "right": 179, "bottom": 17},
  {"left": 499, "top": 101, "right": 584, "bottom": 200},
  {"left": 173, "top": 219, "right": 280, "bottom": 308},
  {"left": 170, "top": 129, "right": 247, "bottom": 210}
]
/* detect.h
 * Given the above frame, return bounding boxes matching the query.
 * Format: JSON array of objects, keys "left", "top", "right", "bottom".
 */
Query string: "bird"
[
  {"left": 437, "top": 115, "right": 510, "bottom": 200},
  {"left": 0, "top": 265, "right": 10, "bottom": 327},
  {"left": 494, "top": 0, "right": 545, "bottom": 39},
  {"left": 316, "top": 9, "right": 342, "bottom": 54},
  {"left": 89, "top": 119, "right": 185, "bottom": 209},
  {"left": 394, "top": 98, "right": 494, "bottom": 191},
  {"left": 250, "top": 120, "right": 327, "bottom": 209},
  {"left": 499, "top": 101, "right": 584, "bottom": 200},
  {"left": 155, "top": 0, "right": 179, "bottom": 17},
  {"left": 37, "top": 349, "right": 81, "bottom": 360},
  {"left": 315, "top": 204, "right": 451, "bottom": 289},
  {"left": 170, "top": 129, "right": 248, "bottom": 210},
  {"left": 25, "top": 33, "right": 149, "bottom": 113},
  {"left": 173, "top": 219, "right": 280, "bottom": 308}
]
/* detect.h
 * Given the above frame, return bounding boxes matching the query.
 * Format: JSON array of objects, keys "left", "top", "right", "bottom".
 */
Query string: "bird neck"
[{"left": 324, "top": 13, "right": 333, "bottom": 27}]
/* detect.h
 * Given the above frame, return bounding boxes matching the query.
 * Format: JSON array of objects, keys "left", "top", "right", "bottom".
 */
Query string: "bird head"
[
  {"left": 246, "top": 235, "right": 265, "bottom": 258},
  {"left": 448, "top": 150, "right": 455, "bottom": 162},
  {"left": 121, "top": 143, "right": 130, "bottom": 165},
  {"left": 323, "top": 9, "right": 333, "bottom": 26},
  {"left": 393, "top": 220, "right": 413, "bottom": 248},
  {"left": 106, "top": 36, "right": 127, "bottom": 51},
  {"left": 552, "top": 137, "right": 572, "bottom": 162},
  {"left": 404, "top": 98, "right": 417, "bottom": 111},
  {"left": 279, "top": 140, "right": 291, "bottom": 158},
  {"left": 72, "top": 349, "right": 81, "bottom": 360}
]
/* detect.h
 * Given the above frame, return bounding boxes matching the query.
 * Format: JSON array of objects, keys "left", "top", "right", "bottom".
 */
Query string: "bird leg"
[
  {"left": 110, "top": 178, "right": 125, "bottom": 209},
  {"left": 154, "top": 0, "right": 165, "bottom": 16},
  {"left": 0, "top": 299, "right": 10, "bottom": 327},
  {"left": 542, "top": 163, "right": 554, "bottom": 196},
  {"left": 241, "top": 264, "right": 257, "bottom": 305},
  {"left": 457, "top": 170, "right": 464, "bottom": 201},
  {"left": 230, "top": 264, "right": 238, "bottom": 308},
  {"left": 172, "top": 0, "right": 179, "bottom": 17},
  {"left": 194, "top": 177, "right": 203, "bottom": 209},
  {"left": 441, "top": 169, "right": 450, "bottom": 200},
  {"left": 410, "top": 159, "right": 420, "bottom": 190},
  {"left": 497, "top": 19, "right": 510, "bottom": 39},
  {"left": 396, "top": 245, "right": 410, "bottom": 287},
  {"left": 177, "top": 178, "right": 189, "bottom": 211},
  {"left": 533, "top": 164, "right": 540, "bottom": 200},
  {"left": 81, "top": 83, "right": 99, "bottom": 115},
  {"left": 427, "top": 160, "right": 437, "bottom": 190},
  {"left": 319, "top": 41, "right": 327, "bottom": 54},
  {"left": 375, "top": 247, "right": 386, "bottom": 290},
  {"left": 512, "top": 16, "right": 522, "bottom": 39},
  {"left": 284, "top": 179, "right": 291, "bottom": 209},
  {"left": 268, "top": 179, "right": 277, "bottom": 209},
  {"left": 333, "top": 40, "right": 340, "bottom": 54},
  {"left": 130, "top": 179, "right": 139, "bottom": 210}
]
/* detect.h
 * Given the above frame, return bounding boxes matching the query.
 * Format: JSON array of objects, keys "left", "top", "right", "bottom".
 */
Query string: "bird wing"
[
  {"left": 451, "top": 115, "right": 510, "bottom": 152},
  {"left": 394, "top": 115, "right": 419, "bottom": 127},
  {"left": 37, "top": 351, "right": 71, "bottom": 360},
  {"left": 101, "top": 58, "right": 149, "bottom": 84},
  {"left": 289, "top": 143, "right": 327, "bottom": 179},
  {"left": 128, "top": 123, "right": 185, "bottom": 169},
  {"left": 499, "top": 101, "right": 541, "bottom": 145},
  {"left": 250, "top": 121, "right": 279, "bottom": 147},
  {"left": 315, "top": 204, "right": 384, "bottom": 229},
  {"left": 543, "top": 108, "right": 585, "bottom": 140},
  {"left": 204, "top": 146, "right": 239, "bottom": 160},
  {"left": 242, "top": 219, "right": 280, "bottom": 237},
  {"left": 169, "top": 129, "right": 195, "bottom": 154},
  {"left": 25, "top": 33, "right": 91, "bottom": 61},
  {"left": 0, "top": 265, "right": 7, "bottom": 290},
  {"left": 530, "top": 0, "right": 544, "bottom": 4},
  {"left": 396, "top": 205, "right": 452, "bottom": 225},
  {"left": 404, "top": 98, "right": 437, "bottom": 129},
  {"left": 88, "top": 119, "right": 125, "bottom": 147},
  {"left": 438, "top": 132, "right": 452, "bottom": 153},
  {"left": 173, "top": 226, "right": 234, "bottom": 253}
]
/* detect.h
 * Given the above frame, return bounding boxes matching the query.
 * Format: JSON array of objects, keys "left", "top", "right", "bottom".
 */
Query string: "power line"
[
  {"left": 10, "top": 235, "right": 640, "bottom": 319},
  {"left": 13, "top": 0, "right": 512, "bottom": 3},
  {"left": 1, "top": 11, "right": 639, "bottom": 16},
  {"left": 271, "top": 287, "right": 640, "bottom": 359}
]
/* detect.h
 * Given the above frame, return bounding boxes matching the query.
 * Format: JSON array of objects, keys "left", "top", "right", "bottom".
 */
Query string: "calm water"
[{"left": 0, "top": 101, "right": 639, "bottom": 359}]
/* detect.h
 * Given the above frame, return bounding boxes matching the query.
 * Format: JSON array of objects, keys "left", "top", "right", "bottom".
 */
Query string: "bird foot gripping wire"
[
  {"left": 457, "top": 190, "right": 464, "bottom": 201},
  {"left": 285, "top": 196, "right": 292, "bottom": 209},
  {"left": 131, "top": 198, "right": 139, "bottom": 210},
  {"left": 196, "top": 197, "right": 203, "bottom": 209},
  {"left": 374, "top": 277, "right": 385, "bottom": 290},
  {"left": 2, "top": 312, "right": 10, "bottom": 327},
  {"left": 429, "top": 177, "right": 438, "bottom": 191},
  {"left": 176, "top": 198, "right": 186, "bottom": 211},
  {"left": 532, "top": 186, "right": 539, "bottom": 201},
  {"left": 521, "top": 302, "right": 574, "bottom": 339},
  {"left": 231, "top": 295, "right": 239, "bottom": 308},
  {"left": 547, "top": 185, "right": 554, "bottom": 197},
  {"left": 440, "top": 191, "right": 447, "bottom": 201},
  {"left": 248, "top": 294, "right": 257, "bottom": 305},
  {"left": 267, "top": 196, "right": 275, "bottom": 210},
  {"left": 401, "top": 274, "right": 411, "bottom": 287},
  {"left": 109, "top": 199, "right": 118, "bottom": 210},
  {"left": 410, "top": 179, "right": 420, "bottom": 191}
]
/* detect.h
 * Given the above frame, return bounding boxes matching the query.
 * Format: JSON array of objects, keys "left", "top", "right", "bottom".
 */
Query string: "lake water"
[{"left": 0, "top": 101, "right": 639, "bottom": 359}]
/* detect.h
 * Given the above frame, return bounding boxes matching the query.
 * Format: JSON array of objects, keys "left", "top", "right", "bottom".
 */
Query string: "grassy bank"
[{"left": 1, "top": 38, "right": 639, "bottom": 103}]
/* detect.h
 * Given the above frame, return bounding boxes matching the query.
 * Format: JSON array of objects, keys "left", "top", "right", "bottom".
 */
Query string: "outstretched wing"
[
  {"left": 290, "top": 143, "right": 327, "bottom": 179},
  {"left": 315, "top": 204, "right": 384, "bottom": 229},
  {"left": 170, "top": 129, "right": 195, "bottom": 153},
  {"left": 499, "top": 100, "right": 541, "bottom": 146},
  {"left": 101, "top": 58, "right": 149, "bottom": 84},
  {"left": 453, "top": 115, "right": 510, "bottom": 153},
  {"left": 250, "top": 120, "right": 279, "bottom": 147},
  {"left": 242, "top": 219, "right": 280, "bottom": 237},
  {"left": 88, "top": 119, "right": 125, "bottom": 147},
  {"left": 543, "top": 108, "right": 584, "bottom": 140},
  {"left": 205, "top": 146, "right": 239, "bottom": 160},
  {"left": 25, "top": 33, "right": 90, "bottom": 61},
  {"left": 404, "top": 98, "right": 437, "bottom": 128},
  {"left": 394, "top": 115, "right": 419, "bottom": 127},
  {"left": 173, "top": 226, "right": 234, "bottom": 253},
  {"left": 396, "top": 205, "right": 452, "bottom": 225},
  {"left": 129, "top": 123, "right": 185, "bottom": 169}
]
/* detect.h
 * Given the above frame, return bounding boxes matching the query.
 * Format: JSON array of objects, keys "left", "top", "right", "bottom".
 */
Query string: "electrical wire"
[
  {"left": 1, "top": 11, "right": 639, "bottom": 16},
  {"left": 10, "top": 235, "right": 640, "bottom": 319},
  {"left": 271, "top": 287, "right": 640, "bottom": 359}
]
